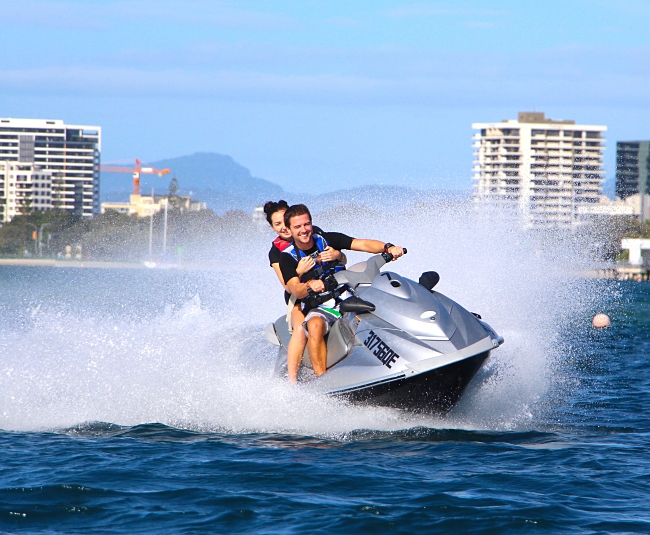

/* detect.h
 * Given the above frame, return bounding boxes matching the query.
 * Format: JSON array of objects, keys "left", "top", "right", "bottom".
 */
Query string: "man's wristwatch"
[{"left": 383, "top": 243, "right": 394, "bottom": 253}]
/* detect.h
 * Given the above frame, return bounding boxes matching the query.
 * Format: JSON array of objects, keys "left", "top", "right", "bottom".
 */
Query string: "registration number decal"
[{"left": 363, "top": 330, "right": 401, "bottom": 369}]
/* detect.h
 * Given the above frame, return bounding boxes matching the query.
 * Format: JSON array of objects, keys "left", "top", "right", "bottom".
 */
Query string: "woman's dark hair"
[
  {"left": 284, "top": 204, "right": 312, "bottom": 228},
  {"left": 263, "top": 200, "right": 289, "bottom": 225}
]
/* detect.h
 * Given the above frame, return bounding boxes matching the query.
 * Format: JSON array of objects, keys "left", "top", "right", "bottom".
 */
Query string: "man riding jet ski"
[
  {"left": 267, "top": 206, "right": 504, "bottom": 413},
  {"left": 278, "top": 203, "right": 405, "bottom": 382}
]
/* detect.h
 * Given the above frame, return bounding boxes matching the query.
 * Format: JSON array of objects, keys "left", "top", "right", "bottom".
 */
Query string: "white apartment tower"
[
  {"left": 472, "top": 112, "right": 606, "bottom": 228},
  {"left": 0, "top": 118, "right": 101, "bottom": 222},
  {"left": 0, "top": 161, "right": 53, "bottom": 223}
]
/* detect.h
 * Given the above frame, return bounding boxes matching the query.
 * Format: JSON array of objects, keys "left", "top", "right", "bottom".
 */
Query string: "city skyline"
[{"left": 1, "top": 0, "right": 649, "bottom": 194}]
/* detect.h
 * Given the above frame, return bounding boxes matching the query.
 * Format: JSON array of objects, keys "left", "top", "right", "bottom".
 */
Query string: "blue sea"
[{"left": 0, "top": 253, "right": 648, "bottom": 533}]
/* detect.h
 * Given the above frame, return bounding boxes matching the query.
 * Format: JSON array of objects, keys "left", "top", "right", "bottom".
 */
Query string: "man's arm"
[
  {"left": 286, "top": 276, "right": 325, "bottom": 300},
  {"left": 280, "top": 254, "right": 325, "bottom": 299},
  {"left": 350, "top": 239, "right": 405, "bottom": 258}
]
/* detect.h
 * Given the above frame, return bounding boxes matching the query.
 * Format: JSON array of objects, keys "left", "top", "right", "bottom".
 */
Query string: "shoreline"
[
  {"left": 0, "top": 258, "right": 146, "bottom": 269},
  {"left": 0, "top": 258, "right": 223, "bottom": 271},
  {"left": 1, "top": 258, "right": 648, "bottom": 280}
]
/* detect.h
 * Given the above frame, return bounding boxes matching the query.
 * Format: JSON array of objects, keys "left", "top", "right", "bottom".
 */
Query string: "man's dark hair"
[
  {"left": 284, "top": 204, "right": 312, "bottom": 228},
  {"left": 262, "top": 199, "right": 289, "bottom": 225}
]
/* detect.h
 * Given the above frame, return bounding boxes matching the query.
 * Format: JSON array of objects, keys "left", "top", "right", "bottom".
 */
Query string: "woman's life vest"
[{"left": 272, "top": 236, "right": 292, "bottom": 252}]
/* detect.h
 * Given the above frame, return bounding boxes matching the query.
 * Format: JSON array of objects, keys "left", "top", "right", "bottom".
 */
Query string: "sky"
[{"left": 1, "top": 0, "right": 650, "bottom": 194}]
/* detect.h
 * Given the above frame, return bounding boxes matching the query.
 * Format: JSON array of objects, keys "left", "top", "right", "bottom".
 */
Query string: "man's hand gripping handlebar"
[{"left": 381, "top": 246, "right": 407, "bottom": 263}]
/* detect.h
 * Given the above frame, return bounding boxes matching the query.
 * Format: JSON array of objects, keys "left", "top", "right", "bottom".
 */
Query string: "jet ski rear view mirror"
[{"left": 419, "top": 271, "right": 440, "bottom": 291}]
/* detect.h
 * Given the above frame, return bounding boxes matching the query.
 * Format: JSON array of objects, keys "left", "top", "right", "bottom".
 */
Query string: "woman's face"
[{"left": 271, "top": 209, "right": 291, "bottom": 240}]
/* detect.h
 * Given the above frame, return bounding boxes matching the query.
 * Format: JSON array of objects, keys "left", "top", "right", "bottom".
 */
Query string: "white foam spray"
[{"left": 0, "top": 193, "right": 608, "bottom": 435}]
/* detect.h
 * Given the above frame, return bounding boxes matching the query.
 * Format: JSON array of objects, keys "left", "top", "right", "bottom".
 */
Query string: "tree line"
[{"left": 0, "top": 207, "right": 261, "bottom": 262}]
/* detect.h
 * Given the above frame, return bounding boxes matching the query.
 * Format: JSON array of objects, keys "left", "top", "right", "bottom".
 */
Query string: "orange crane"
[{"left": 101, "top": 159, "right": 171, "bottom": 196}]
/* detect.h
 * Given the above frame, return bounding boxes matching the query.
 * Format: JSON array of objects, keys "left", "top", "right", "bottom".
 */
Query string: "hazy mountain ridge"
[
  {"left": 100, "top": 151, "right": 468, "bottom": 214},
  {"left": 298, "top": 185, "right": 469, "bottom": 214},
  {"left": 101, "top": 152, "right": 284, "bottom": 211}
]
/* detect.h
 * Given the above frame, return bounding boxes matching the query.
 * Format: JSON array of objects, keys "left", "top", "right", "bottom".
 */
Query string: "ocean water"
[{"left": 0, "top": 204, "right": 648, "bottom": 534}]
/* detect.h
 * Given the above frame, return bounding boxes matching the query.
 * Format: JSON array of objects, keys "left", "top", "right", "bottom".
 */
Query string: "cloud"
[
  {"left": 1, "top": 22, "right": 649, "bottom": 107},
  {"left": 384, "top": 3, "right": 503, "bottom": 18},
  {"left": 322, "top": 16, "right": 363, "bottom": 28},
  {"left": 92, "top": 40, "right": 650, "bottom": 86},
  {"left": 466, "top": 21, "right": 496, "bottom": 29},
  {"left": 1, "top": 45, "right": 649, "bottom": 108},
  {"left": 0, "top": 0, "right": 297, "bottom": 31}
]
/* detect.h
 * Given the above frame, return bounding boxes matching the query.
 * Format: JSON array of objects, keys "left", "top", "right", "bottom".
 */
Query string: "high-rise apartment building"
[
  {"left": 616, "top": 141, "right": 650, "bottom": 199},
  {"left": 472, "top": 112, "right": 606, "bottom": 228},
  {"left": 0, "top": 161, "right": 53, "bottom": 223},
  {"left": 0, "top": 118, "right": 101, "bottom": 222}
]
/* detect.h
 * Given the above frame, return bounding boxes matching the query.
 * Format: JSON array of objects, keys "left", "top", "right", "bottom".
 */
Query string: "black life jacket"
[
  {"left": 282, "top": 233, "right": 348, "bottom": 310},
  {"left": 282, "top": 233, "right": 346, "bottom": 283}
]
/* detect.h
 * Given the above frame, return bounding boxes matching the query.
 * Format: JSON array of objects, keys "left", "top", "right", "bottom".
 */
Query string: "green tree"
[
  {"left": 168, "top": 175, "right": 179, "bottom": 197},
  {"left": 168, "top": 175, "right": 182, "bottom": 211}
]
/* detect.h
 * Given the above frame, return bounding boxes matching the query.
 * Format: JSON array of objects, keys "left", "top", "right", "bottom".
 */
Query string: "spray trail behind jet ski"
[{"left": 0, "top": 196, "right": 609, "bottom": 434}]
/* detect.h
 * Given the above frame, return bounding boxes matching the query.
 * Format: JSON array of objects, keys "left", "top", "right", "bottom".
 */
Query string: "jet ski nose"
[
  {"left": 374, "top": 272, "right": 411, "bottom": 299},
  {"left": 419, "top": 310, "right": 437, "bottom": 321}
]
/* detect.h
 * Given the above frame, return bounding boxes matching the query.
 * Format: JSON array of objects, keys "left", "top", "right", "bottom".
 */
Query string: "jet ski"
[{"left": 264, "top": 252, "right": 504, "bottom": 413}]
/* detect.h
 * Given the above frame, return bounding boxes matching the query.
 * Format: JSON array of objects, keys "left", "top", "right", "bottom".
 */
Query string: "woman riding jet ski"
[{"left": 265, "top": 250, "right": 505, "bottom": 414}]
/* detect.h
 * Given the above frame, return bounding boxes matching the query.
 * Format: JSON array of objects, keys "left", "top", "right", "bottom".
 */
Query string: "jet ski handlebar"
[
  {"left": 381, "top": 247, "right": 407, "bottom": 263},
  {"left": 333, "top": 249, "right": 407, "bottom": 290}
]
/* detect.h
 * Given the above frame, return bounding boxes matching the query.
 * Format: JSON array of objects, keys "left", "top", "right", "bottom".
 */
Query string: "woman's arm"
[
  {"left": 271, "top": 263, "right": 288, "bottom": 291},
  {"left": 272, "top": 257, "right": 316, "bottom": 292},
  {"left": 319, "top": 246, "right": 346, "bottom": 263}
]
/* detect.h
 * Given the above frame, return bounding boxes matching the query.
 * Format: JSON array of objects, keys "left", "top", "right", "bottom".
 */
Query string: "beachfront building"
[
  {"left": 616, "top": 141, "right": 649, "bottom": 199},
  {"left": 0, "top": 118, "right": 101, "bottom": 221},
  {"left": 616, "top": 141, "right": 649, "bottom": 223},
  {"left": 472, "top": 111, "right": 606, "bottom": 228},
  {"left": 0, "top": 161, "right": 53, "bottom": 223},
  {"left": 575, "top": 193, "right": 649, "bottom": 220},
  {"left": 101, "top": 193, "right": 207, "bottom": 217}
]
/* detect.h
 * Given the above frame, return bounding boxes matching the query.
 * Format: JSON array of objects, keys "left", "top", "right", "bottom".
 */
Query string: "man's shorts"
[{"left": 303, "top": 305, "right": 342, "bottom": 336}]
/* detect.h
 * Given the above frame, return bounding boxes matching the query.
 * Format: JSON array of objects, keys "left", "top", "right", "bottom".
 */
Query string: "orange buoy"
[{"left": 592, "top": 314, "right": 611, "bottom": 328}]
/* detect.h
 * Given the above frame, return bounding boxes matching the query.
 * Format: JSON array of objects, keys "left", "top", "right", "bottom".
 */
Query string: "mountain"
[
  {"left": 100, "top": 151, "right": 468, "bottom": 215},
  {"left": 296, "top": 185, "right": 469, "bottom": 213},
  {"left": 149, "top": 152, "right": 283, "bottom": 197},
  {"left": 100, "top": 152, "right": 284, "bottom": 213}
]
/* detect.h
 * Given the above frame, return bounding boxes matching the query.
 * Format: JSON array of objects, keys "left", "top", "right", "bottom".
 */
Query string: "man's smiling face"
[{"left": 289, "top": 213, "right": 313, "bottom": 248}]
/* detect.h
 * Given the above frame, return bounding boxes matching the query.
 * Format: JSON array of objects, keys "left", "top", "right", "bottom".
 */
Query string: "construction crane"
[{"left": 100, "top": 159, "right": 171, "bottom": 196}]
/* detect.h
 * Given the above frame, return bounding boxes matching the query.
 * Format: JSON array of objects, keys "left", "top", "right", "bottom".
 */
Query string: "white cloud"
[
  {"left": 1, "top": 47, "right": 649, "bottom": 108},
  {"left": 384, "top": 3, "right": 503, "bottom": 18},
  {"left": 0, "top": 0, "right": 297, "bottom": 31},
  {"left": 466, "top": 21, "right": 496, "bottom": 29},
  {"left": 322, "top": 16, "right": 363, "bottom": 28}
]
